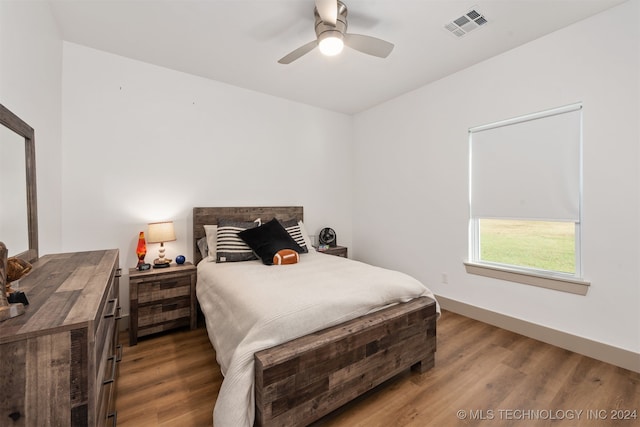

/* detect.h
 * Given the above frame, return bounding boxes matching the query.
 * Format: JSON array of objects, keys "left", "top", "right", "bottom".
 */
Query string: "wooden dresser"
[{"left": 0, "top": 249, "right": 121, "bottom": 426}]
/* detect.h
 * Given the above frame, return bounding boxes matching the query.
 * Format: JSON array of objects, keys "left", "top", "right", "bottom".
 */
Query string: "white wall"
[
  {"left": 61, "top": 42, "right": 354, "bottom": 316},
  {"left": 353, "top": 0, "right": 639, "bottom": 355},
  {"left": 0, "top": 0, "right": 63, "bottom": 255}
]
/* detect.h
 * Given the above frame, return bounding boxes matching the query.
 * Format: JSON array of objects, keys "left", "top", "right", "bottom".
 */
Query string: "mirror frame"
[{"left": 0, "top": 103, "right": 38, "bottom": 263}]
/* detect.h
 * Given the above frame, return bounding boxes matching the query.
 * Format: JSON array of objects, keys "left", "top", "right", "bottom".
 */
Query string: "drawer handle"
[
  {"left": 103, "top": 354, "right": 117, "bottom": 385},
  {"left": 104, "top": 298, "right": 118, "bottom": 319},
  {"left": 115, "top": 268, "right": 122, "bottom": 278},
  {"left": 116, "top": 344, "right": 123, "bottom": 363},
  {"left": 107, "top": 411, "right": 117, "bottom": 427}
]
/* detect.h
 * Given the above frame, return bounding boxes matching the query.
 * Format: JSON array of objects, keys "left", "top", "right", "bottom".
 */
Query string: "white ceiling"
[{"left": 49, "top": 0, "right": 627, "bottom": 114}]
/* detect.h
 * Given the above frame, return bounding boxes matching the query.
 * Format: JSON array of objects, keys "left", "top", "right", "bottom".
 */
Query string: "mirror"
[
  {"left": 0, "top": 103, "right": 38, "bottom": 263},
  {"left": 0, "top": 125, "right": 29, "bottom": 254}
]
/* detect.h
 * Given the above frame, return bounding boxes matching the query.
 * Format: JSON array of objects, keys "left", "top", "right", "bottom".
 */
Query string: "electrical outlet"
[{"left": 442, "top": 273, "right": 448, "bottom": 284}]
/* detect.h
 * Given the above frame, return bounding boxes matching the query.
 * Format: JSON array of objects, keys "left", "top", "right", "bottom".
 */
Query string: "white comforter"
[{"left": 196, "top": 250, "right": 439, "bottom": 427}]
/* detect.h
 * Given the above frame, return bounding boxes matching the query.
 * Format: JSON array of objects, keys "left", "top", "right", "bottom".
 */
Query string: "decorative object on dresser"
[
  {"left": 136, "top": 230, "right": 148, "bottom": 270},
  {"left": 0, "top": 241, "right": 26, "bottom": 321},
  {"left": 0, "top": 243, "right": 31, "bottom": 320},
  {"left": 0, "top": 249, "right": 121, "bottom": 426},
  {"left": 128, "top": 262, "right": 197, "bottom": 346},
  {"left": 317, "top": 244, "right": 348, "bottom": 258},
  {"left": 6, "top": 256, "right": 33, "bottom": 284},
  {"left": 147, "top": 221, "right": 176, "bottom": 268}
]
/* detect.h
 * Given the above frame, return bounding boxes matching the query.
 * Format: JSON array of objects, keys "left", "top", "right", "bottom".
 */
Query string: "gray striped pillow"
[
  {"left": 279, "top": 219, "right": 309, "bottom": 253},
  {"left": 216, "top": 219, "right": 260, "bottom": 262}
]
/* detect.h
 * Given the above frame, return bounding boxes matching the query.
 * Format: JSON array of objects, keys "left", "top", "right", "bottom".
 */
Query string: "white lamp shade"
[{"left": 147, "top": 221, "right": 176, "bottom": 244}]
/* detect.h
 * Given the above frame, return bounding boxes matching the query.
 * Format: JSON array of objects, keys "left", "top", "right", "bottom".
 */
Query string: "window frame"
[{"left": 466, "top": 104, "right": 590, "bottom": 295}]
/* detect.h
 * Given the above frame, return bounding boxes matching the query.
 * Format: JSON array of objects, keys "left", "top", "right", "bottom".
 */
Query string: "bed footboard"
[{"left": 254, "top": 296, "right": 437, "bottom": 426}]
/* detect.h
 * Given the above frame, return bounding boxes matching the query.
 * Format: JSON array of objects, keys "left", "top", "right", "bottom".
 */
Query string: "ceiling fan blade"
[
  {"left": 315, "top": 0, "right": 337, "bottom": 26},
  {"left": 278, "top": 40, "right": 318, "bottom": 64},
  {"left": 344, "top": 33, "right": 394, "bottom": 58}
]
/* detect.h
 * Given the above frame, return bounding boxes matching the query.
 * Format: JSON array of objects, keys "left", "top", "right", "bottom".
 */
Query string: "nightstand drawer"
[
  {"left": 136, "top": 276, "right": 191, "bottom": 304},
  {"left": 138, "top": 297, "right": 191, "bottom": 327}
]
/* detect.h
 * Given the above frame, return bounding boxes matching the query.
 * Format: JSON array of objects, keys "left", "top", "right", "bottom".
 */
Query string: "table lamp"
[{"left": 147, "top": 221, "right": 176, "bottom": 268}]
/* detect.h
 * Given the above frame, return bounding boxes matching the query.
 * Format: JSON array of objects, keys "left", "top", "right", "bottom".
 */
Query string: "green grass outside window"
[{"left": 480, "top": 219, "right": 575, "bottom": 274}]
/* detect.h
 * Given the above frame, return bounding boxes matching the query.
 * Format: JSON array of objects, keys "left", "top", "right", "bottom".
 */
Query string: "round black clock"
[{"left": 319, "top": 227, "right": 337, "bottom": 247}]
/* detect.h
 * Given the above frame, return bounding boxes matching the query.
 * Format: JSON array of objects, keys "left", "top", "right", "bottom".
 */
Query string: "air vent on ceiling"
[{"left": 444, "top": 8, "right": 488, "bottom": 38}]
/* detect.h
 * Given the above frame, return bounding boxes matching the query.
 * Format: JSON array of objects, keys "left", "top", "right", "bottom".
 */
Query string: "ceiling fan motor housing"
[{"left": 315, "top": 0, "right": 348, "bottom": 40}]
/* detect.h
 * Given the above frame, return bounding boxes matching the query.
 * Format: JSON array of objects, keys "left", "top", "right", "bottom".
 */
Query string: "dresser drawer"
[
  {"left": 97, "top": 343, "right": 121, "bottom": 427},
  {"left": 95, "top": 295, "right": 117, "bottom": 372},
  {"left": 95, "top": 266, "right": 121, "bottom": 426},
  {"left": 95, "top": 268, "right": 119, "bottom": 371}
]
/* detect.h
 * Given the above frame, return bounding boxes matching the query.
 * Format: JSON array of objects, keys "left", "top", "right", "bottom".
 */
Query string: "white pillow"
[
  {"left": 298, "top": 220, "right": 316, "bottom": 253},
  {"left": 204, "top": 224, "right": 217, "bottom": 261}
]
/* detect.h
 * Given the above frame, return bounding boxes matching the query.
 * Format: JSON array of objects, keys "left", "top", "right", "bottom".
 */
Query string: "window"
[{"left": 466, "top": 103, "right": 589, "bottom": 294}]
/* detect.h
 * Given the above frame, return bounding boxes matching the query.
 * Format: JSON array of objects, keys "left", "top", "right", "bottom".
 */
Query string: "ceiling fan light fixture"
[
  {"left": 278, "top": 0, "right": 393, "bottom": 64},
  {"left": 318, "top": 32, "right": 344, "bottom": 56}
]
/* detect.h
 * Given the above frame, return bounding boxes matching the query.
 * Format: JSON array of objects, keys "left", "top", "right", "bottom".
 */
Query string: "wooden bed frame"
[{"left": 193, "top": 207, "right": 437, "bottom": 426}]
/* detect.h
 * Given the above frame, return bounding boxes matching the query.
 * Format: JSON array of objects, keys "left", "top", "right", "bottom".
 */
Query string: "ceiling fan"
[{"left": 278, "top": 0, "right": 394, "bottom": 64}]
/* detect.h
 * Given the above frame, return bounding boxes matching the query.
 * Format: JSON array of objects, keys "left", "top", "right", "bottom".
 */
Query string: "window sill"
[{"left": 463, "top": 262, "right": 590, "bottom": 295}]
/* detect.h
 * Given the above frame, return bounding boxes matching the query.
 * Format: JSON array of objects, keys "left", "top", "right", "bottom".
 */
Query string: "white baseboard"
[{"left": 436, "top": 295, "right": 640, "bottom": 374}]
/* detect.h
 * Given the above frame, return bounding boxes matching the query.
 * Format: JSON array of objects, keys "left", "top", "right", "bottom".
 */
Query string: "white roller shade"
[{"left": 470, "top": 104, "right": 581, "bottom": 221}]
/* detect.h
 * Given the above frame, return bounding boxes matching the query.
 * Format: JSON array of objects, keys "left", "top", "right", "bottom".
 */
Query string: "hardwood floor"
[
  {"left": 116, "top": 325, "right": 221, "bottom": 426},
  {"left": 116, "top": 310, "right": 640, "bottom": 426}
]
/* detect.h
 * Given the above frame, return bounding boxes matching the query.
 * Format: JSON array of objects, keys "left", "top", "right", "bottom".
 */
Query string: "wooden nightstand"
[
  {"left": 316, "top": 245, "right": 348, "bottom": 258},
  {"left": 129, "top": 262, "right": 197, "bottom": 346}
]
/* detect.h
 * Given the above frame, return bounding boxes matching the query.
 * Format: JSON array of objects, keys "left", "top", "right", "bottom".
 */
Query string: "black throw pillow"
[{"left": 238, "top": 218, "right": 304, "bottom": 265}]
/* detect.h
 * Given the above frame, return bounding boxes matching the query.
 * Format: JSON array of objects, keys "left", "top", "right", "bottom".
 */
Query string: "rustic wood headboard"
[{"left": 192, "top": 206, "right": 304, "bottom": 265}]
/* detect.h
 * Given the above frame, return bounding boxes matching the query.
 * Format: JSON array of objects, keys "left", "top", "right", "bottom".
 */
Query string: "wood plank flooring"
[{"left": 116, "top": 310, "right": 640, "bottom": 426}]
